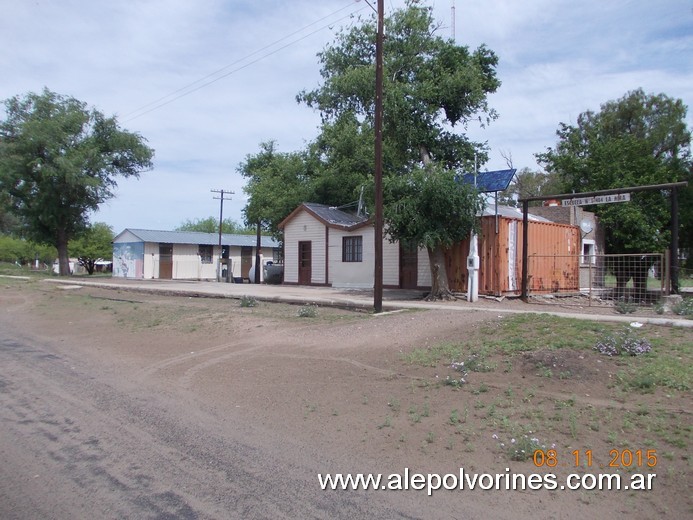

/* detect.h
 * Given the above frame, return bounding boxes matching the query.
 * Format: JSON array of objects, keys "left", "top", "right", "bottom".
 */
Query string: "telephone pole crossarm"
[{"left": 211, "top": 189, "right": 234, "bottom": 282}]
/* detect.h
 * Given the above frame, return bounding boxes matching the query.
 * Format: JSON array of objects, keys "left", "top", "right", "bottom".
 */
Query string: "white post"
[{"left": 467, "top": 233, "right": 479, "bottom": 302}]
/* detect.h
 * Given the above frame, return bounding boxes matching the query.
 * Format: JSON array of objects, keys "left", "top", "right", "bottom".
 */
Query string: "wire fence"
[{"left": 526, "top": 252, "right": 668, "bottom": 307}]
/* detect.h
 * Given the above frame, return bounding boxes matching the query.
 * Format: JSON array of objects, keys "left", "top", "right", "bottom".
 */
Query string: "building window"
[
  {"left": 581, "top": 240, "right": 596, "bottom": 265},
  {"left": 199, "top": 245, "right": 213, "bottom": 264},
  {"left": 342, "top": 236, "right": 363, "bottom": 262}
]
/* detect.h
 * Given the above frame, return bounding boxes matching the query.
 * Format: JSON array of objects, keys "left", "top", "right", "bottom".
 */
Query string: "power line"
[{"left": 123, "top": 2, "right": 367, "bottom": 122}]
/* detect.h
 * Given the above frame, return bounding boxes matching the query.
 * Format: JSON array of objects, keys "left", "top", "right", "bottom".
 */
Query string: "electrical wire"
[{"left": 123, "top": 2, "right": 368, "bottom": 122}]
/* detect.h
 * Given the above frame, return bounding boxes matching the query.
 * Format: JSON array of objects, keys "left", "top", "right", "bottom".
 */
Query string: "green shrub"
[{"left": 239, "top": 295, "right": 258, "bottom": 308}]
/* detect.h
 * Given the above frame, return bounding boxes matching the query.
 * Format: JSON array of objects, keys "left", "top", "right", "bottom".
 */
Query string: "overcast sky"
[{"left": 2, "top": 0, "right": 691, "bottom": 233}]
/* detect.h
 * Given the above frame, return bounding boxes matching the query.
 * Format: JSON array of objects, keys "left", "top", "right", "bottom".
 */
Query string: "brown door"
[
  {"left": 241, "top": 246, "right": 253, "bottom": 280},
  {"left": 298, "top": 241, "right": 312, "bottom": 285},
  {"left": 399, "top": 242, "right": 418, "bottom": 289},
  {"left": 159, "top": 243, "right": 173, "bottom": 279}
]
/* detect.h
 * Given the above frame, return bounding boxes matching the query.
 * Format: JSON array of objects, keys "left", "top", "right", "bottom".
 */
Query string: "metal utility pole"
[
  {"left": 374, "top": 0, "right": 384, "bottom": 313},
  {"left": 211, "top": 189, "right": 234, "bottom": 281}
]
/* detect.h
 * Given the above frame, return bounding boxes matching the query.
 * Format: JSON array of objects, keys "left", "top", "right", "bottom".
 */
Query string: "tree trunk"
[
  {"left": 79, "top": 257, "right": 96, "bottom": 275},
  {"left": 419, "top": 145, "right": 432, "bottom": 166},
  {"left": 426, "top": 245, "right": 454, "bottom": 300},
  {"left": 56, "top": 228, "right": 71, "bottom": 276}
]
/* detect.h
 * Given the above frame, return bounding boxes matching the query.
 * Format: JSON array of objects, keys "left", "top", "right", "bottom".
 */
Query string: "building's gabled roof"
[
  {"left": 278, "top": 203, "right": 371, "bottom": 231},
  {"left": 113, "top": 228, "right": 280, "bottom": 248}
]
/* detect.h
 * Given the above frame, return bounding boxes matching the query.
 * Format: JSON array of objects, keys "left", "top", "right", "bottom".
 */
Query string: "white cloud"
[{"left": 2, "top": 0, "right": 691, "bottom": 231}]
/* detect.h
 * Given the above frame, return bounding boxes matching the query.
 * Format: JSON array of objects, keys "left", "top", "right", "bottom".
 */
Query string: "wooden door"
[
  {"left": 298, "top": 241, "right": 312, "bottom": 285},
  {"left": 241, "top": 246, "right": 253, "bottom": 280},
  {"left": 159, "top": 243, "right": 173, "bottom": 279},
  {"left": 399, "top": 243, "right": 418, "bottom": 289}
]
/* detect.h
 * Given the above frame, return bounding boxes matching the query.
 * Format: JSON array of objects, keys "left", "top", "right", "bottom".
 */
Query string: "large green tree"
[
  {"left": 238, "top": 141, "right": 313, "bottom": 238},
  {"left": 297, "top": 0, "right": 499, "bottom": 298},
  {"left": 298, "top": 0, "right": 499, "bottom": 171},
  {"left": 538, "top": 89, "right": 691, "bottom": 252},
  {"left": 383, "top": 164, "right": 482, "bottom": 297},
  {"left": 0, "top": 88, "right": 154, "bottom": 275},
  {"left": 68, "top": 222, "right": 114, "bottom": 275},
  {"left": 538, "top": 89, "right": 692, "bottom": 291}
]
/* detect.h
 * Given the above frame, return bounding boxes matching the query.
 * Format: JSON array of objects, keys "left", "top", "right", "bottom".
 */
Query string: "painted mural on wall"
[{"left": 113, "top": 242, "right": 144, "bottom": 278}]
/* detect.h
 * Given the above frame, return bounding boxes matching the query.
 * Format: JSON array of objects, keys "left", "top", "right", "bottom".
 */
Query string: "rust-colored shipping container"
[{"left": 445, "top": 215, "right": 580, "bottom": 296}]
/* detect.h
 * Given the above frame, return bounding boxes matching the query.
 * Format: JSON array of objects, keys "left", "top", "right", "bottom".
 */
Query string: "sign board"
[{"left": 561, "top": 193, "right": 631, "bottom": 207}]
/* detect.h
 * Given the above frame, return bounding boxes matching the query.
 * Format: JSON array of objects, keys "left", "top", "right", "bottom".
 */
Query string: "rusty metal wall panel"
[
  {"left": 522, "top": 219, "right": 580, "bottom": 294},
  {"left": 444, "top": 216, "right": 580, "bottom": 296}
]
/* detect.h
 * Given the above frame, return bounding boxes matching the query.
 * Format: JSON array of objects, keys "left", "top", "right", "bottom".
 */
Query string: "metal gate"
[{"left": 527, "top": 252, "right": 667, "bottom": 307}]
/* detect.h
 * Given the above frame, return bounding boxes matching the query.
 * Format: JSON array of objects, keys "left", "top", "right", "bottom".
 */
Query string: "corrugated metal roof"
[
  {"left": 303, "top": 203, "right": 370, "bottom": 229},
  {"left": 116, "top": 229, "right": 280, "bottom": 248}
]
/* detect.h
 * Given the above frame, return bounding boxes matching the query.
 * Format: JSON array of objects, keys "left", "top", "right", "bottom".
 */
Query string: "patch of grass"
[
  {"left": 614, "top": 299, "right": 638, "bottom": 314},
  {"left": 464, "top": 350, "right": 496, "bottom": 373},
  {"left": 387, "top": 398, "right": 401, "bottom": 414},
  {"left": 297, "top": 303, "right": 318, "bottom": 318},
  {"left": 408, "top": 403, "right": 430, "bottom": 424},
  {"left": 672, "top": 297, "right": 693, "bottom": 317},
  {"left": 378, "top": 415, "right": 392, "bottom": 429},
  {"left": 239, "top": 295, "right": 258, "bottom": 308},
  {"left": 402, "top": 343, "right": 465, "bottom": 367},
  {"left": 449, "top": 409, "right": 460, "bottom": 425},
  {"left": 616, "top": 353, "right": 691, "bottom": 392}
]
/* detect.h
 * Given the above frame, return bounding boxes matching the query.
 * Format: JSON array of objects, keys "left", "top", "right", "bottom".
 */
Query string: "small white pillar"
[{"left": 467, "top": 233, "right": 479, "bottom": 302}]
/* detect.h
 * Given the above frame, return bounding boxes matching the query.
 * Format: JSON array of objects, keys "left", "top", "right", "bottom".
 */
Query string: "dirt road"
[
  {"left": 1, "top": 279, "right": 688, "bottom": 519},
  {"left": 0, "top": 281, "right": 495, "bottom": 519}
]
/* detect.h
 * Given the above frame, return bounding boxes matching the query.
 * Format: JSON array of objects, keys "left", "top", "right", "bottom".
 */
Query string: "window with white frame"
[
  {"left": 342, "top": 236, "right": 363, "bottom": 262},
  {"left": 581, "top": 240, "right": 596, "bottom": 265}
]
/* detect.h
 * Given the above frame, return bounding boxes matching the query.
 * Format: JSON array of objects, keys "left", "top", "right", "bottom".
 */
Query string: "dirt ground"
[{"left": 0, "top": 278, "right": 690, "bottom": 519}]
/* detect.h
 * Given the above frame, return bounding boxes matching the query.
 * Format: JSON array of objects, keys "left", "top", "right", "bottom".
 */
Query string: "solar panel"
[{"left": 459, "top": 168, "right": 516, "bottom": 193}]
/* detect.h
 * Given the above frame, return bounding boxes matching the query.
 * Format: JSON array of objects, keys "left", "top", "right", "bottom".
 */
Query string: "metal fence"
[{"left": 527, "top": 252, "right": 667, "bottom": 307}]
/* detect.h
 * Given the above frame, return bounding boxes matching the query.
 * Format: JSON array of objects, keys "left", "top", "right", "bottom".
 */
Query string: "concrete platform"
[{"left": 35, "top": 277, "right": 693, "bottom": 328}]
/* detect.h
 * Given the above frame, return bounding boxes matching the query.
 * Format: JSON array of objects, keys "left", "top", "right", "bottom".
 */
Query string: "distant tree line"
[{"left": 175, "top": 217, "right": 255, "bottom": 235}]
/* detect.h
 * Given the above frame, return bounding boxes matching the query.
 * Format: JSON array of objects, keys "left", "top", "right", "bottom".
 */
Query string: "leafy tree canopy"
[
  {"left": 383, "top": 164, "right": 482, "bottom": 250},
  {"left": 0, "top": 234, "right": 56, "bottom": 265},
  {"left": 298, "top": 0, "right": 500, "bottom": 172},
  {"left": 0, "top": 88, "right": 154, "bottom": 275},
  {"left": 176, "top": 217, "right": 254, "bottom": 235},
  {"left": 537, "top": 89, "right": 692, "bottom": 255},
  {"left": 238, "top": 141, "right": 314, "bottom": 238},
  {"left": 68, "top": 222, "right": 113, "bottom": 274}
]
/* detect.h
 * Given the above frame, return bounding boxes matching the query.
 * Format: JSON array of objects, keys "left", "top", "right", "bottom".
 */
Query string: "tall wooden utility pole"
[
  {"left": 211, "top": 189, "right": 234, "bottom": 281},
  {"left": 374, "top": 0, "right": 384, "bottom": 313}
]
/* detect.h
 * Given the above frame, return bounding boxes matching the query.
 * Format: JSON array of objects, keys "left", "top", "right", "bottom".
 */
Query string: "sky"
[{"left": 2, "top": 0, "right": 692, "bottom": 233}]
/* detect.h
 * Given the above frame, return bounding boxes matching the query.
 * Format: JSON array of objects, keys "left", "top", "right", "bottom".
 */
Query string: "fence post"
[
  {"left": 521, "top": 200, "right": 529, "bottom": 301},
  {"left": 588, "top": 258, "right": 592, "bottom": 307},
  {"left": 670, "top": 187, "right": 679, "bottom": 294}
]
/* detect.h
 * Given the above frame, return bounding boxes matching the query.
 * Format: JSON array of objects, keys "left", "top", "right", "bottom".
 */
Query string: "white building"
[
  {"left": 112, "top": 229, "right": 280, "bottom": 282},
  {"left": 278, "top": 203, "right": 431, "bottom": 289}
]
